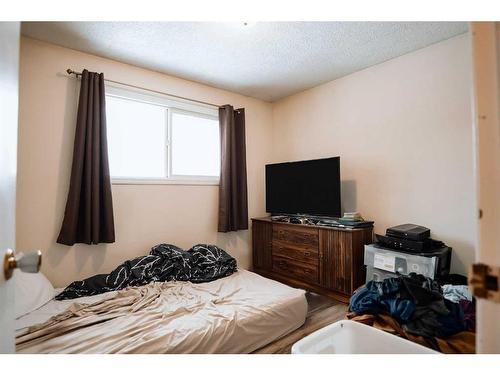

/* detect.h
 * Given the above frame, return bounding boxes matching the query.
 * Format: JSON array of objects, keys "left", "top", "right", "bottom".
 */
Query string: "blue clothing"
[
  {"left": 442, "top": 284, "right": 472, "bottom": 303},
  {"left": 349, "top": 279, "right": 416, "bottom": 322},
  {"left": 349, "top": 273, "right": 468, "bottom": 338}
]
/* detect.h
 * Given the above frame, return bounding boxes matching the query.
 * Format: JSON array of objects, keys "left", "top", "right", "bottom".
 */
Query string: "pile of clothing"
[{"left": 348, "top": 273, "right": 475, "bottom": 352}]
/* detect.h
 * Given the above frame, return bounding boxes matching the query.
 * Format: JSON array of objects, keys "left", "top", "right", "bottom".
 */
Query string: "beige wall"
[
  {"left": 271, "top": 34, "right": 475, "bottom": 275},
  {"left": 17, "top": 34, "right": 475, "bottom": 287},
  {"left": 17, "top": 37, "right": 273, "bottom": 287}
]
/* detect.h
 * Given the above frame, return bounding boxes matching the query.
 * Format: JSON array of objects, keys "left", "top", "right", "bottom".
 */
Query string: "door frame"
[{"left": 470, "top": 21, "right": 500, "bottom": 354}]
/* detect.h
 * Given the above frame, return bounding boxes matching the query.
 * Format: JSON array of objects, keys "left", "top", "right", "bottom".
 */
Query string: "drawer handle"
[
  {"left": 304, "top": 251, "right": 311, "bottom": 256},
  {"left": 278, "top": 230, "right": 285, "bottom": 235},
  {"left": 304, "top": 269, "right": 311, "bottom": 274}
]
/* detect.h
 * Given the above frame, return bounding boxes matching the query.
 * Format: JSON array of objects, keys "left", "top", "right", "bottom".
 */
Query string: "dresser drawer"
[
  {"left": 272, "top": 256, "right": 319, "bottom": 284},
  {"left": 273, "top": 241, "right": 319, "bottom": 265},
  {"left": 273, "top": 224, "right": 319, "bottom": 247}
]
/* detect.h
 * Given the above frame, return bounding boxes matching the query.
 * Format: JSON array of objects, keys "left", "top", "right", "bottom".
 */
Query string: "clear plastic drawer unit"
[
  {"left": 364, "top": 244, "right": 437, "bottom": 279},
  {"left": 366, "top": 266, "right": 399, "bottom": 282}
]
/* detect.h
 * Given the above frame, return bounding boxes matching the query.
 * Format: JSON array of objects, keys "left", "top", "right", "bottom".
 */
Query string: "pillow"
[
  {"left": 188, "top": 244, "right": 237, "bottom": 283},
  {"left": 14, "top": 269, "right": 55, "bottom": 318}
]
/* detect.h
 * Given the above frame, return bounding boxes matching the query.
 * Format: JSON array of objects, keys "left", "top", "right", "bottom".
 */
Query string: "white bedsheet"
[{"left": 16, "top": 269, "right": 307, "bottom": 353}]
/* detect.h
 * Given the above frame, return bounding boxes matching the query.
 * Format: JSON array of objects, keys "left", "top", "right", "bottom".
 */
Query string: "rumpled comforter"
[{"left": 55, "top": 244, "right": 237, "bottom": 300}]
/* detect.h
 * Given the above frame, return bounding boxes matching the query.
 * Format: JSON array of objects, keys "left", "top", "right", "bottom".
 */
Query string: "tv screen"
[{"left": 265, "top": 157, "right": 341, "bottom": 217}]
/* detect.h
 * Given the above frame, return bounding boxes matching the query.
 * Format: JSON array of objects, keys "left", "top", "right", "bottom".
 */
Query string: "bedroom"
[{"left": 1, "top": 0, "right": 500, "bottom": 371}]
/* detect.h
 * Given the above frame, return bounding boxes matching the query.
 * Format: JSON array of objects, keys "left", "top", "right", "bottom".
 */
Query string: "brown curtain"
[
  {"left": 218, "top": 105, "right": 248, "bottom": 232},
  {"left": 57, "top": 69, "right": 115, "bottom": 245}
]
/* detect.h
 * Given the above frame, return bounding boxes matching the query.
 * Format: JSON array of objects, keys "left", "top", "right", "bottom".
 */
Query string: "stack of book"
[
  {"left": 340, "top": 212, "right": 364, "bottom": 221},
  {"left": 337, "top": 212, "right": 373, "bottom": 228}
]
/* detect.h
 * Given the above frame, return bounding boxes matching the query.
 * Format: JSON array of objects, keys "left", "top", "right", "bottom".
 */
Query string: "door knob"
[{"left": 3, "top": 249, "right": 42, "bottom": 280}]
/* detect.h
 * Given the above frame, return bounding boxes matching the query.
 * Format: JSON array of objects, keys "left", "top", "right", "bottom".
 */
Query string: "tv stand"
[{"left": 251, "top": 216, "right": 373, "bottom": 303}]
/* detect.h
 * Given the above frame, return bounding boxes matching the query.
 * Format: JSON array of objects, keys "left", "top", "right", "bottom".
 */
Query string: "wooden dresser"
[{"left": 251, "top": 217, "right": 373, "bottom": 303}]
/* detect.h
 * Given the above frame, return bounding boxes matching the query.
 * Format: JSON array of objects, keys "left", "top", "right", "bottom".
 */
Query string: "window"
[{"left": 105, "top": 85, "right": 220, "bottom": 184}]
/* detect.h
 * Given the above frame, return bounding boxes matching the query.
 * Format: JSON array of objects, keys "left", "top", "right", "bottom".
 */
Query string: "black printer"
[
  {"left": 386, "top": 223, "right": 430, "bottom": 241},
  {"left": 376, "top": 224, "right": 445, "bottom": 253}
]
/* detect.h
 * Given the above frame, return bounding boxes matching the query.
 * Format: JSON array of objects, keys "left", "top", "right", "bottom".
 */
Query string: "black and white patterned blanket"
[{"left": 55, "top": 244, "right": 237, "bottom": 300}]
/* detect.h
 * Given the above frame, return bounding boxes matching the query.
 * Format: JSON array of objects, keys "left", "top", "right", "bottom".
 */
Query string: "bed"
[{"left": 15, "top": 269, "right": 308, "bottom": 354}]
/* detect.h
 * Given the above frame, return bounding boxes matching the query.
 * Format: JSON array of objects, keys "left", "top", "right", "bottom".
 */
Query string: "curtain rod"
[{"left": 66, "top": 69, "right": 222, "bottom": 109}]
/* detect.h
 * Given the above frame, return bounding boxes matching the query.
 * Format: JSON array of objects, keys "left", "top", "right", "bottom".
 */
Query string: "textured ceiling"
[{"left": 21, "top": 22, "right": 468, "bottom": 102}]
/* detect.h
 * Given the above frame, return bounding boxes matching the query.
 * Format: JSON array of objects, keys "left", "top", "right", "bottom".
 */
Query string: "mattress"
[{"left": 15, "top": 269, "right": 307, "bottom": 354}]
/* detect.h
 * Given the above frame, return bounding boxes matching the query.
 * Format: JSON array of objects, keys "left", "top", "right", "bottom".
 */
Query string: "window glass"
[
  {"left": 106, "top": 96, "right": 166, "bottom": 179},
  {"left": 171, "top": 112, "right": 220, "bottom": 177}
]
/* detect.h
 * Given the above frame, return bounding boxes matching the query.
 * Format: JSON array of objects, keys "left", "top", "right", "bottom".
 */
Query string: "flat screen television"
[{"left": 265, "top": 157, "right": 341, "bottom": 217}]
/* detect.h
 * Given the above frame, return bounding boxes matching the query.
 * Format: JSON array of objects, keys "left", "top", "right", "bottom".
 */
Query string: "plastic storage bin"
[
  {"left": 366, "top": 265, "right": 399, "bottom": 282},
  {"left": 291, "top": 320, "right": 437, "bottom": 354},
  {"left": 364, "top": 244, "right": 437, "bottom": 279}
]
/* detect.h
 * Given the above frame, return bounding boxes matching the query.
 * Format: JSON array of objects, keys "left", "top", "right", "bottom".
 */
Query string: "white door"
[
  {"left": 0, "top": 21, "right": 20, "bottom": 353},
  {"left": 471, "top": 21, "right": 500, "bottom": 354}
]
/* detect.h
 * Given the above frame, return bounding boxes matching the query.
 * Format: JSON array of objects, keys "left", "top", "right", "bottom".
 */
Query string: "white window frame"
[{"left": 105, "top": 83, "right": 220, "bottom": 186}]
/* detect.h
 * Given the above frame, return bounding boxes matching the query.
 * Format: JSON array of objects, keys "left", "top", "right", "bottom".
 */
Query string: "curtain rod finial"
[{"left": 66, "top": 69, "right": 73, "bottom": 75}]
